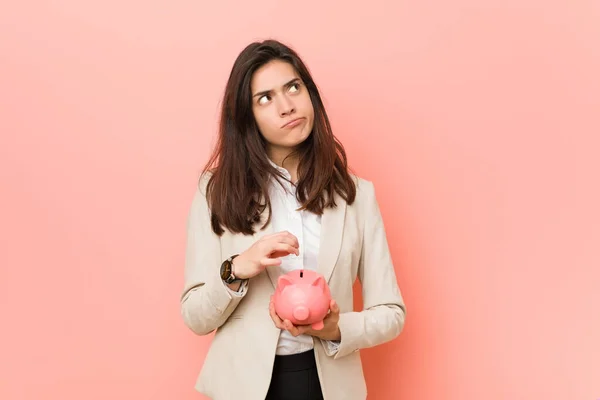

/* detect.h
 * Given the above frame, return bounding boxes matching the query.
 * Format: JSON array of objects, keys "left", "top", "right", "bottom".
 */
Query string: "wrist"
[
  {"left": 327, "top": 325, "right": 341, "bottom": 341},
  {"left": 231, "top": 253, "right": 249, "bottom": 280},
  {"left": 225, "top": 280, "right": 243, "bottom": 291},
  {"left": 314, "top": 325, "right": 341, "bottom": 341}
]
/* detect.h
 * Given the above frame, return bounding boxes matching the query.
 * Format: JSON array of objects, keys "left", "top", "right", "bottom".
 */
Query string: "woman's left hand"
[{"left": 269, "top": 297, "right": 342, "bottom": 341}]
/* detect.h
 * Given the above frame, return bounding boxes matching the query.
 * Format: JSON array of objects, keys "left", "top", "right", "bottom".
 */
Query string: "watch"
[{"left": 220, "top": 254, "right": 241, "bottom": 284}]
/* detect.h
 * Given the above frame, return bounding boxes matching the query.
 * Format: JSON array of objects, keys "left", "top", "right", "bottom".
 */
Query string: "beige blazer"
[{"left": 180, "top": 173, "right": 406, "bottom": 400}]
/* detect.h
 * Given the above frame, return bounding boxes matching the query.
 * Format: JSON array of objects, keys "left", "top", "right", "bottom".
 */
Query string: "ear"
[
  {"left": 311, "top": 275, "right": 325, "bottom": 290},
  {"left": 277, "top": 275, "right": 294, "bottom": 289}
]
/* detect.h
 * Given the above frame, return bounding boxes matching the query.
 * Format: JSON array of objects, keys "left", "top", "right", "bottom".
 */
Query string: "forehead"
[{"left": 250, "top": 60, "right": 300, "bottom": 92}]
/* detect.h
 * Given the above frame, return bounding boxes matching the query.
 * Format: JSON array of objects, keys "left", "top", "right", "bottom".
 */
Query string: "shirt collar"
[
  {"left": 267, "top": 157, "right": 296, "bottom": 194},
  {"left": 267, "top": 157, "right": 292, "bottom": 180}
]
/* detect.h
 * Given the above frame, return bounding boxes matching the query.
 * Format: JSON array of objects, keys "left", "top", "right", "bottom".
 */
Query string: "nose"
[{"left": 278, "top": 96, "right": 295, "bottom": 117}]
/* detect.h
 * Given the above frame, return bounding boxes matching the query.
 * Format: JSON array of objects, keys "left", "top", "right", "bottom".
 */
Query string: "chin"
[
  {"left": 288, "top": 136, "right": 310, "bottom": 148},
  {"left": 295, "top": 127, "right": 312, "bottom": 144},
  {"left": 277, "top": 133, "right": 307, "bottom": 149}
]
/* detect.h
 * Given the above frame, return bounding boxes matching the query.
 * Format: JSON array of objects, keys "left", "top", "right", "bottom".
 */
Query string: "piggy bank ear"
[
  {"left": 277, "top": 275, "right": 294, "bottom": 289},
  {"left": 311, "top": 275, "right": 326, "bottom": 290}
]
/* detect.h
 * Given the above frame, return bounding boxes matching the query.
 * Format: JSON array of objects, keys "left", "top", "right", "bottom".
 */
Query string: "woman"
[{"left": 180, "top": 39, "right": 406, "bottom": 400}]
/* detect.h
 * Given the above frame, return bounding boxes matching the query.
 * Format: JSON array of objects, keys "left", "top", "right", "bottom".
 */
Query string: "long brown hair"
[{"left": 201, "top": 39, "right": 356, "bottom": 236}]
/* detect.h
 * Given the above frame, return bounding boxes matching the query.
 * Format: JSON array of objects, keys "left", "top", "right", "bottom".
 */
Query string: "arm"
[
  {"left": 334, "top": 180, "right": 407, "bottom": 359},
  {"left": 180, "top": 175, "right": 248, "bottom": 335}
]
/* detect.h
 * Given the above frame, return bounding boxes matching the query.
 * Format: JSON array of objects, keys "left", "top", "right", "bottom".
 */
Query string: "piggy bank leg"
[{"left": 311, "top": 320, "right": 324, "bottom": 330}]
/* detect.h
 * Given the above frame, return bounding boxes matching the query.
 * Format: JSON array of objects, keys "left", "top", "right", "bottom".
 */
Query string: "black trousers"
[{"left": 265, "top": 350, "right": 324, "bottom": 400}]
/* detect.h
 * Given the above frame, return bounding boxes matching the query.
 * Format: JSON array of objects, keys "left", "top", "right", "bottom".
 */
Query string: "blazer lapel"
[{"left": 317, "top": 191, "right": 347, "bottom": 283}]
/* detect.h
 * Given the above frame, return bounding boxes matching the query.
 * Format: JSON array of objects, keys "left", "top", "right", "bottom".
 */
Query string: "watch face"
[{"left": 220, "top": 260, "right": 232, "bottom": 280}]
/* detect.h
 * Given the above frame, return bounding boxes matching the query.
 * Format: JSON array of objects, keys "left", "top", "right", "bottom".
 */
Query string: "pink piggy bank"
[{"left": 273, "top": 269, "right": 332, "bottom": 330}]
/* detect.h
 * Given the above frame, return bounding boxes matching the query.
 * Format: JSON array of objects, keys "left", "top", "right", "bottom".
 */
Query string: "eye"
[
  {"left": 289, "top": 83, "right": 300, "bottom": 93},
  {"left": 258, "top": 95, "right": 271, "bottom": 105}
]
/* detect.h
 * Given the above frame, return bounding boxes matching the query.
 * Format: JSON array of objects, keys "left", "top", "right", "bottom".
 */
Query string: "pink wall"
[{"left": 1, "top": 1, "right": 599, "bottom": 399}]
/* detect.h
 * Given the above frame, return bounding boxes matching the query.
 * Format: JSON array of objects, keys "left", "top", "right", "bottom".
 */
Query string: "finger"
[
  {"left": 265, "top": 230, "right": 296, "bottom": 241},
  {"left": 269, "top": 299, "right": 284, "bottom": 329},
  {"left": 269, "top": 300, "right": 281, "bottom": 320},
  {"left": 269, "top": 243, "right": 300, "bottom": 257},
  {"left": 263, "top": 230, "right": 290, "bottom": 239},
  {"left": 270, "top": 310, "right": 284, "bottom": 329},
  {"left": 261, "top": 257, "right": 282, "bottom": 267},
  {"left": 268, "top": 300, "right": 277, "bottom": 320},
  {"left": 283, "top": 320, "right": 302, "bottom": 337},
  {"left": 262, "top": 232, "right": 300, "bottom": 250},
  {"left": 273, "top": 234, "right": 300, "bottom": 249},
  {"left": 269, "top": 251, "right": 289, "bottom": 259},
  {"left": 296, "top": 325, "right": 313, "bottom": 336},
  {"left": 330, "top": 299, "right": 340, "bottom": 315},
  {"left": 276, "top": 231, "right": 299, "bottom": 247}
]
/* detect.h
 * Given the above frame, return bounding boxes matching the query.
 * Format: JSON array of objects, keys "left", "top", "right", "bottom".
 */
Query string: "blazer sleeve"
[
  {"left": 180, "top": 174, "right": 248, "bottom": 335},
  {"left": 334, "top": 180, "right": 407, "bottom": 359}
]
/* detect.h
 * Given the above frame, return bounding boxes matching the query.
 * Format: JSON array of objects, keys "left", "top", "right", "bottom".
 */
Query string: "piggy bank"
[{"left": 273, "top": 269, "right": 332, "bottom": 330}]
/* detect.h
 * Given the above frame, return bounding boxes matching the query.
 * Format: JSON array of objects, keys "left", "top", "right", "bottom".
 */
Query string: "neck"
[{"left": 268, "top": 147, "right": 299, "bottom": 183}]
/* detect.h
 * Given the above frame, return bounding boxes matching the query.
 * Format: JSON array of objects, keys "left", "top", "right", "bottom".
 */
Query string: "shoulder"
[
  {"left": 347, "top": 173, "right": 377, "bottom": 211},
  {"left": 346, "top": 174, "right": 385, "bottom": 229},
  {"left": 195, "top": 170, "right": 215, "bottom": 198},
  {"left": 349, "top": 173, "right": 375, "bottom": 200},
  {"left": 187, "top": 170, "right": 215, "bottom": 215}
]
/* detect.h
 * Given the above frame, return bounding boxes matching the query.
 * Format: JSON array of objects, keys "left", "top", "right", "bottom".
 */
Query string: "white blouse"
[{"left": 226, "top": 159, "right": 340, "bottom": 356}]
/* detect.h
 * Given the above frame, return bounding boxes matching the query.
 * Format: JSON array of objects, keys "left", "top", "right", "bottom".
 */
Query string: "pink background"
[{"left": 1, "top": 1, "right": 599, "bottom": 399}]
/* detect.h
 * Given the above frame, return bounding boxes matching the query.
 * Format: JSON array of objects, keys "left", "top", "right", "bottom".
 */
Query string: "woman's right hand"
[{"left": 233, "top": 231, "right": 299, "bottom": 279}]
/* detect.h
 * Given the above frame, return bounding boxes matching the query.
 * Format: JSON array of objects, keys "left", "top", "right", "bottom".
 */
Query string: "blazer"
[{"left": 180, "top": 172, "right": 407, "bottom": 400}]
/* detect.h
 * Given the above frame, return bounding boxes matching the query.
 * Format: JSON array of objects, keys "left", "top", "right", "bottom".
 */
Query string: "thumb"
[{"left": 330, "top": 299, "right": 340, "bottom": 314}]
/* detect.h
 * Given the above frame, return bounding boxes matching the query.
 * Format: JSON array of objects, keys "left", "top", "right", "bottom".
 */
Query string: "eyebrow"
[{"left": 252, "top": 78, "right": 301, "bottom": 98}]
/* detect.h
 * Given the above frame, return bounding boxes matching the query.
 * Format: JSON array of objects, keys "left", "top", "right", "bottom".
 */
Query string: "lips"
[{"left": 281, "top": 117, "right": 305, "bottom": 128}]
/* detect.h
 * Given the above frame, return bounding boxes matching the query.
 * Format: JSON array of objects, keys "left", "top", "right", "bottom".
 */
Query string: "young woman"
[{"left": 180, "top": 39, "right": 406, "bottom": 400}]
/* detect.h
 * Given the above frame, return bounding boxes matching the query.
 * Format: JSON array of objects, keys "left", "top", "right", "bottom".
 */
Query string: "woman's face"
[{"left": 250, "top": 60, "right": 315, "bottom": 160}]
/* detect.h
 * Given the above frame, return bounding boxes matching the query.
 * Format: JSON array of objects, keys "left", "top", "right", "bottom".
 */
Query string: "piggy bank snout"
[{"left": 293, "top": 306, "right": 310, "bottom": 321}]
